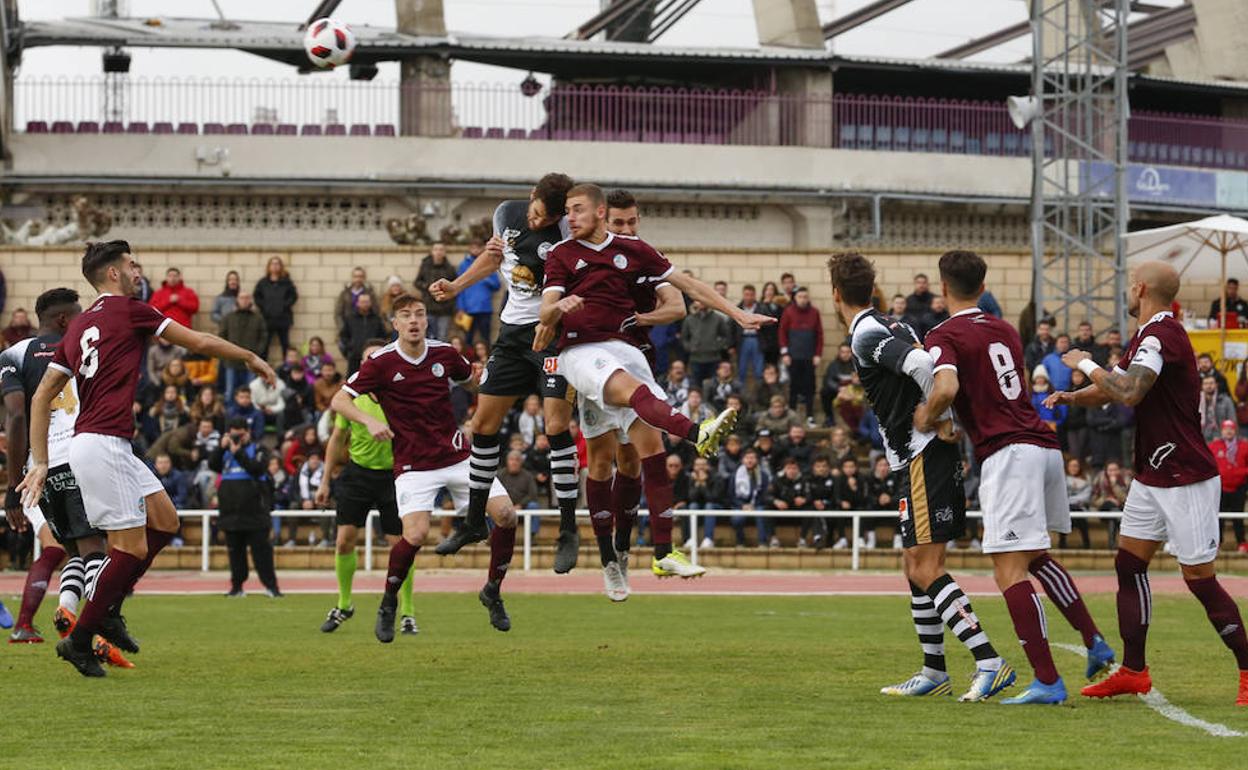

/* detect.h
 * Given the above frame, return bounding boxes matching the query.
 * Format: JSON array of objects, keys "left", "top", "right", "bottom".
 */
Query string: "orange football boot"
[
  {"left": 93, "top": 636, "right": 135, "bottom": 669},
  {"left": 1082, "top": 666, "right": 1151, "bottom": 699},
  {"left": 1237, "top": 671, "right": 1247, "bottom": 707},
  {"left": 53, "top": 607, "right": 77, "bottom": 639}
]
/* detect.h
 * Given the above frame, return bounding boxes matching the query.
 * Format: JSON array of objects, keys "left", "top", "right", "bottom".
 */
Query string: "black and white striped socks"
[
  {"left": 909, "top": 581, "right": 946, "bottom": 680},
  {"left": 927, "top": 573, "right": 1002, "bottom": 668},
  {"left": 548, "top": 431, "right": 579, "bottom": 533},
  {"left": 467, "top": 432, "right": 502, "bottom": 529}
]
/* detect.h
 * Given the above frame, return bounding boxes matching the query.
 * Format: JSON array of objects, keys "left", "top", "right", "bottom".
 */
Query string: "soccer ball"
[{"left": 303, "top": 18, "right": 356, "bottom": 69}]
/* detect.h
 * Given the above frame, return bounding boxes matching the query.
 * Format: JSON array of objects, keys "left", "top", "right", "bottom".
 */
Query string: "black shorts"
[
  {"left": 42, "top": 464, "right": 102, "bottom": 545},
  {"left": 333, "top": 462, "right": 401, "bottom": 536},
  {"left": 896, "top": 439, "right": 966, "bottom": 548},
  {"left": 478, "top": 322, "right": 571, "bottom": 401}
]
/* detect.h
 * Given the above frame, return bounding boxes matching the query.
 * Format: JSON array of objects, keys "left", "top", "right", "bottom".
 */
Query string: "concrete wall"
[{"left": 4, "top": 246, "right": 1193, "bottom": 365}]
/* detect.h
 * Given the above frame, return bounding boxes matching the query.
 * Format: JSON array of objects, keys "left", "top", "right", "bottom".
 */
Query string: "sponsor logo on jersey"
[
  {"left": 575, "top": 258, "right": 588, "bottom": 271},
  {"left": 898, "top": 498, "right": 910, "bottom": 522},
  {"left": 543, "top": 357, "right": 559, "bottom": 374},
  {"left": 612, "top": 253, "right": 628, "bottom": 270},
  {"left": 431, "top": 363, "right": 444, "bottom": 378},
  {"left": 392, "top": 372, "right": 405, "bottom": 382},
  {"left": 934, "top": 506, "right": 954, "bottom": 523}
]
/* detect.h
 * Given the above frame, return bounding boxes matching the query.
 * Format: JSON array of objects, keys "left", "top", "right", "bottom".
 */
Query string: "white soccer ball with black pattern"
[{"left": 303, "top": 18, "right": 356, "bottom": 69}]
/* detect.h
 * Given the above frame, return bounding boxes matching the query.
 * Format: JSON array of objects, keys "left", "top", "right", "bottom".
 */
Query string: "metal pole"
[
  {"left": 690, "top": 512, "right": 698, "bottom": 565},
  {"left": 201, "top": 512, "right": 210, "bottom": 572},
  {"left": 523, "top": 511, "right": 532, "bottom": 572},
  {"left": 850, "top": 513, "right": 861, "bottom": 571}
]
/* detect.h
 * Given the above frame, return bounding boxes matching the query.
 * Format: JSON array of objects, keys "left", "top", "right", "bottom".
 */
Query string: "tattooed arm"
[{"left": 1060, "top": 348, "right": 1159, "bottom": 407}]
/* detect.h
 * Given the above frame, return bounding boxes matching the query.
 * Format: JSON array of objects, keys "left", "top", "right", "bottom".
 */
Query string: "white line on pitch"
[{"left": 1052, "top": 642, "right": 1243, "bottom": 738}]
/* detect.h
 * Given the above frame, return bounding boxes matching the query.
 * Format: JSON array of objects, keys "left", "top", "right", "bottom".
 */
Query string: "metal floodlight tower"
[{"left": 1028, "top": 0, "right": 1129, "bottom": 334}]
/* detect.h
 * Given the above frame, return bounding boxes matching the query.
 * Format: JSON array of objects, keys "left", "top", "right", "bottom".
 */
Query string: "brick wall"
[{"left": 0, "top": 246, "right": 1213, "bottom": 361}]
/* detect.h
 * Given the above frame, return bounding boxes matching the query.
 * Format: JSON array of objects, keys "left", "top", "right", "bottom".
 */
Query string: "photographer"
[{"left": 209, "top": 418, "right": 282, "bottom": 598}]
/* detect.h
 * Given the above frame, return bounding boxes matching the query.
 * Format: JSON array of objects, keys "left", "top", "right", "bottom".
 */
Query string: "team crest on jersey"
[
  {"left": 612, "top": 253, "right": 628, "bottom": 270},
  {"left": 594, "top": 358, "right": 608, "bottom": 370},
  {"left": 431, "top": 362, "right": 445, "bottom": 378},
  {"left": 538, "top": 241, "right": 553, "bottom": 260}
]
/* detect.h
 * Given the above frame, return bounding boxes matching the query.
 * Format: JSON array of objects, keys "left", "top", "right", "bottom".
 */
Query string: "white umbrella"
[{"left": 1124, "top": 214, "right": 1248, "bottom": 345}]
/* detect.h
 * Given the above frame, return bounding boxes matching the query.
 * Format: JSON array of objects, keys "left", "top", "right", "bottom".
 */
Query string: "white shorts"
[
  {"left": 978, "top": 444, "right": 1070, "bottom": 554},
  {"left": 69, "top": 433, "right": 163, "bottom": 531},
  {"left": 578, "top": 391, "right": 634, "bottom": 443},
  {"left": 1120, "top": 476, "right": 1220, "bottom": 566},
  {"left": 394, "top": 458, "right": 507, "bottom": 518},
  {"left": 22, "top": 504, "right": 47, "bottom": 536},
  {"left": 558, "top": 340, "right": 665, "bottom": 436}
]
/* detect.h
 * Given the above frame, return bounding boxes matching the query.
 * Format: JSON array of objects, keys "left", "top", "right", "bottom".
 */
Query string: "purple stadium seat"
[
  {"left": 251, "top": 123, "right": 275, "bottom": 135},
  {"left": 325, "top": 124, "right": 346, "bottom": 136},
  {"left": 505, "top": 128, "right": 526, "bottom": 140},
  {"left": 572, "top": 130, "right": 593, "bottom": 141},
  {"left": 102, "top": 121, "right": 124, "bottom": 134},
  {"left": 152, "top": 122, "right": 175, "bottom": 134},
  {"left": 51, "top": 121, "right": 74, "bottom": 134},
  {"left": 484, "top": 127, "right": 505, "bottom": 139},
  {"left": 225, "top": 123, "right": 248, "bottom": 135},
  {"left": 176, "top": 122, "right": 198, "bottom": 135},
  {"left": 76, "top": 121, "right": 100, "bottom": 134},
  {"left": 552, "top": 129, "right": 574, "bottom": 141},
  {"left": 374, "top": 124, "right": 396, "bottom": 137},
  {"left": 25, "top": 121, "right": 49, "bottom": 133},
  {"left": 349, "top": 124, "right": 371, "bottom": 136},
  {"left": 126, "top": 122, "right": 149, "bottom": 134},
  {"left": 203, "top": 123, "right": 226, "bottom": 135},
  {"left": 276, "top": 124, "right": 297, "bottom": 136},
  {"left": 300, "top": 124, "right": 322, "bottom": 136},
  {"left": 462, "top": 126, "right": 484, "bottom": 138}
]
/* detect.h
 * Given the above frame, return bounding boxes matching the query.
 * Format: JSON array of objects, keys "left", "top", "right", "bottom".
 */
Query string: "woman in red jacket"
[{"left": 1209, "top": 419, "right": 1248, "bottom": 552}]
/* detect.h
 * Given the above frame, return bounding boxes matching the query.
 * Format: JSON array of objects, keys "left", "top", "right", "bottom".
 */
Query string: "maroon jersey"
[
  {"left": 925, "top": 308, "right": 1060, "bottom": 464},
  {"left": 1115, "top": 311, "right": 1217, "bottom": 487},
  {"left": 341, "top": 340, "right": 472, "bottom": 474},
  {"left": 543, "top": 232, "right": 674, "bottom": 350},
  {"left": 49, "top": 294, "right": 172, "bottom": 439}
]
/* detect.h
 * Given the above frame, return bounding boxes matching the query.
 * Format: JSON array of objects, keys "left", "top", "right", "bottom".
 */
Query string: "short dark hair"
[
  {"left": 742, "top": 283, "right": 756, "bottom": 292},
  {"left": 937, "top": 250, "right": 987, "bottom": 300},
  {"left": 827, "top": 252, "right": 876, "bottom": 307},
  {"left": 606, "top": 189, "right": 636, "bottom": 210},
  {"left": 783, "top": 457, "right": 799, "bottom": 467},
  {"left": 567, "top": 183, "right": 606, "bottom": 208},
  {"left": 914, "top": 273, "right": 928, "bottom": 281},
  {"left": 534, "top": 172, "right": 574, "bottom": 217},
  {"left": 234, "top": 386, "right": 251, "bottom": 396},
  {"left": 780, "top": 272, "right": 794, "bottom": 281},
  {"left": 390, "top": 294, "right": 424, "bottom": 316},
  {"left": 34, "top": 287, "right": 80, "bottom": 322},
  {"left": 363, "top": 337, "right": 389, "bottom": 349},
  {"left": 81, "top": 240, "right": 131, "bottom": 287},
  {"left": 227, "top": 417, "right": 249, "bottom": 431},
  {"left": 1229, "top": 278, "right": 1240, "bottom": 285}
]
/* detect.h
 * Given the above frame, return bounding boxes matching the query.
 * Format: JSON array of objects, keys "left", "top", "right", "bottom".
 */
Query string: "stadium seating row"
[{"left": 23, "top": 120, "right": 398, "bottom": 136}]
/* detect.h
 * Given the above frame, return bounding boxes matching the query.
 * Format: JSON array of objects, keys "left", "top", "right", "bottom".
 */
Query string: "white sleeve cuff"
[
  {"left": 542, "top": 286, "right": 565, "bottom": 295},
  {"left": 340, "top": 385, "right": 360, "bottom": 398},
  {"left": 1076, "top": 358, "right": 1101, "bottom": 378},
  {"left": 155, "top": 318, "right": 173, "bottom": 337},
  {"left": 47, "top": 362, "right": 72, "bottom": 376},
  {"left": 933, "top": 363, "right": 958, "bottom": 375}
]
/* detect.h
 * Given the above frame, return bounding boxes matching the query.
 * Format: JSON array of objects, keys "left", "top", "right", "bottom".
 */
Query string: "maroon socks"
[
  {"left": 1114, "top": 549, "right": 1151, "bottom": 671},
  {"left": 17, "top": 545, "right": 64, "bottom": 628},
  {"left": 1187, "top": 575, "right": 1248, "bottom": 670},
  {"left": 612, "top": 472, "right": 641, "bottom": 554},
  {"left": 386, "top": 539, "right": 420, "bottom": 596},
  {"left": 641, "top": 453, "right": 674, "bottom": 558},
  {"left": 628, "top": 388, "right": 699, "bottom": 443},
  {"left": 488, "top": 524, "right": 516, "bottom": 585},
  {"left": 70, "top": 548, "right": 142, "bottom": 650},
  {"left": 586, "top": 477, "right": 617, "bottom": 566},
  {"left": 1029, "top": 553, "right": 1101, "bottom": 648},
  {"left": 1003, "top": 581, "right": 1059, "bottom": 685}
]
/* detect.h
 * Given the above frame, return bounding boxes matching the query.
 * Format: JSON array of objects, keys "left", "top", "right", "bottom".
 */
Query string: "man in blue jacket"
[{"left": 457, "top": 238, "right": 500, "bottom": 345}]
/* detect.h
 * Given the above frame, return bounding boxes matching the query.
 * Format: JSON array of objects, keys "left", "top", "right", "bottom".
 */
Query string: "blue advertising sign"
[{"left": 1082, "top": 161, "right": 1248, "bottom": 210}]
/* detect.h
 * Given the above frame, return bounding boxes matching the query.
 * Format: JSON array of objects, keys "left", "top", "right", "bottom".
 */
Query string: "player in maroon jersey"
[
  {"left": 18, "top": 240, "right": 275, "bottom": 677},
  {"left": 1047, "top": 261, "right": 1248, "bottom": 705},
  {"left": 918, "top": 250, "right": 1112, "bottom": 705},
  {"left": 329, "top": 295, "right": 517, "bottom": 636},
  {"left": 538, "top": 183, "right": 772, "bottom": 579}
]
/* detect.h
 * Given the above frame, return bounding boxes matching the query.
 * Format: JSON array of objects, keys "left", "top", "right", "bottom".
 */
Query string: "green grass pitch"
[{"left": 1, "top": 592, "right": 1243, "bottom": 769}]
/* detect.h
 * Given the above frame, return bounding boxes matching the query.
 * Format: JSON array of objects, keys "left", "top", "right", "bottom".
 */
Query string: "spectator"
[
  {"left": 189, "top": 385, "right": 226, "bottom": 432},
  {"left": 253, "top": 256, "right": 299, "bottom": 361},
  {"left": 904, "top": 273, "right": 934, "bottom": 318},
  {"left": 146, "top": 421, "right": 198, "bottom": 471},
  {"left": 754, "top": 429, "right": 780, "bottom": 476},
  {"left": 147, "top": 384, "right": 190, "bottom": 441},
  {"left": 1090, "top": 460, "right": 1131, "bottom": 547},
  {"left": 227, "top": 385, "right": 265, "bottom": 437},
  {"left": 702, "top": 361, "right": 736, "bottom": 412},
  {"left": 1209, "top": 419, "right": 1248, "bottom": 552},
  {"left": 775, "top": 424, "right": 814, "bottom": 472},
  {"left": 820, "top": 345, "right": 855, "bottom": 426},
  {"left": 757, "top": 281, "right": 784, "bottom": 365},
  {"left": 716, "top": 434, "right": 745, "bottom": 485},
  {"left": 151, "top": 267, "right": 200, "bottom": 330},
  {"left": 1024, "top": 320, "right": 1056, "bottom": 374},
  {"left": 730, "top": 447, "right": 771, "bottom": 547},
  {"left": 779, "top": 287, "right": 823, "bottom": 421},
  {"left": 661, "top": 359, "right": 692, "bottom": 410},
  {"left": 779, "top": 272, "right": 797, "bottom": 303},
  {"left": 1209, "top": 278, "right": 1248, "bottom": 327},
  {"left": 151, "top": 452, "right": 191, "bottom": 509},
  {"left": 220, "top": 291, "right": 267, "bottom": 401},
  {"left": 913, "top": 295, "right": 949, "bottom": 340},
  {"left": 977, "top": 289, "right": 1003, "bottom": 318},
  {"left": 339, "top": 293, "right": 387, "bottom": 373},
  {"left": 1062, "top": 457, "right": 1092, "bottom": 549},
  {"left": 133, "top": 261, "right": 153, "bottom": 302},
  {"left": 210, "top": 270, "right": 241, "bottom": 330},
  {"left": 826, "top": 427, "right": 855, "bottom": 468},
  {"left": 301, "top": 337, "right": 334, "bottom": 385},
  {"left": 524, "top": 433, "right": 553, "bottom": 505},
  {"left": 145, "top": 335, "right": 185, "bottom": 394},
  {"left": 1030, "top": 366, "right": 1066, "bottom": 433},
  {"left": 297, "top": 452, "right": 327, "bottom": 534},
  {"left": 682, "top": 299, "right": 730, "bottom": 387},
  {"left": 735, "top": 284, "right": 764, "bottom": 386},
  {"left": 280, "top": 362, "right": 314, "bottom": 425},
  {"left": 333, "top": 266, "right": 378, "bottom": 335},
  {"left": 1041, "top": 334, "right": 1074, "bottom": 392},
  {"left": 249, "top": 372, "right": 289, "bottom": 437},
  {"left": 866, "top": 454, "right": 902, "bottom": 549},
  {"left": 2, "top": 308, "right": 33, "bottom": 347},
  {"left": 680, "top": 388, "right": 713, "bottom": 424},
  {"left": 284, "top": 425, "right": 323, "bottom": 477},
  {"left": 660, "top": 454, "right": 692, "bottom": 546},
  {"left": 1196, "top": 354, "right": 1229, "bottom": 395},
  {"left": 1064, "top": 369, "right": 1091, "bottom": 463},
  {"left": 1236, "top": 361, "right": 1248, "bottom": 434},
  {"left": 1087, "top": 400, "right": 1130, "bottom": 469},
  {"left": 807, "top": 455, "right": 837, "bottom": 549},
  {"left": 210, "top": 419, "right": 281, "bottom": 597},
  {"left": 755, "top": 395, "right": 801, "bottom": 438},
  {"left": 456, "top": 239, "right": 501, "bottom": 345},
  {"left": 190, "top": 417, "right": 221, "bottom": 508},
  {"left": 688, "top": 457, "right": 725, "bottom": 548},
  {"left": 161, "top": 356, "right": 193, "bottom": 400},
  {"left": 725, "top": 393, "right": 755, "bottom": 441},
  {"left": 380, "top": 275, "right": 405, "bottom": 319},
  {"left": 1099, "top": 328, "right": 1123, "bottom": 366},
  {"left": 888, "top": 294, "right": 908, "bottom": 321},
  {"left": 414, "top": 242, "right": 458, "bottom": 341},
  {"left": 312, "top": 361, "right": 342, "bottom": 417},
  {"left": 1200, "top": 373, "right": 1236, "bottom": 443},
  {"left": 769, "top": 457, "right": 809, "bottom": 547},
  {"left": 498, "top": 450, "right": 540, "bottom": 511},
  {"left": 747, "top": 362, "right": 787, "bottom": 413},
  {"left": 835, "top": 456, "right": 871, "bottom": 547},
  {"left": 832, "top": 373, "right": 866, "bottom": 433}
]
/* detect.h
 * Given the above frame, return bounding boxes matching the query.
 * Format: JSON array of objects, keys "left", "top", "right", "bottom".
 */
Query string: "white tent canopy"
[{"left": 1124, "top": 214, "right": 1248, "bottom": 283}]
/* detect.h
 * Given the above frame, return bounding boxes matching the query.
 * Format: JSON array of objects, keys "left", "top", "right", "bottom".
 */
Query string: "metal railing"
[
  {"left": 12, "top": 76, "right": 1248, "bottom": 169},
  {"left": 35, "top": 508, "right": 1237, "bottom": 574}
]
